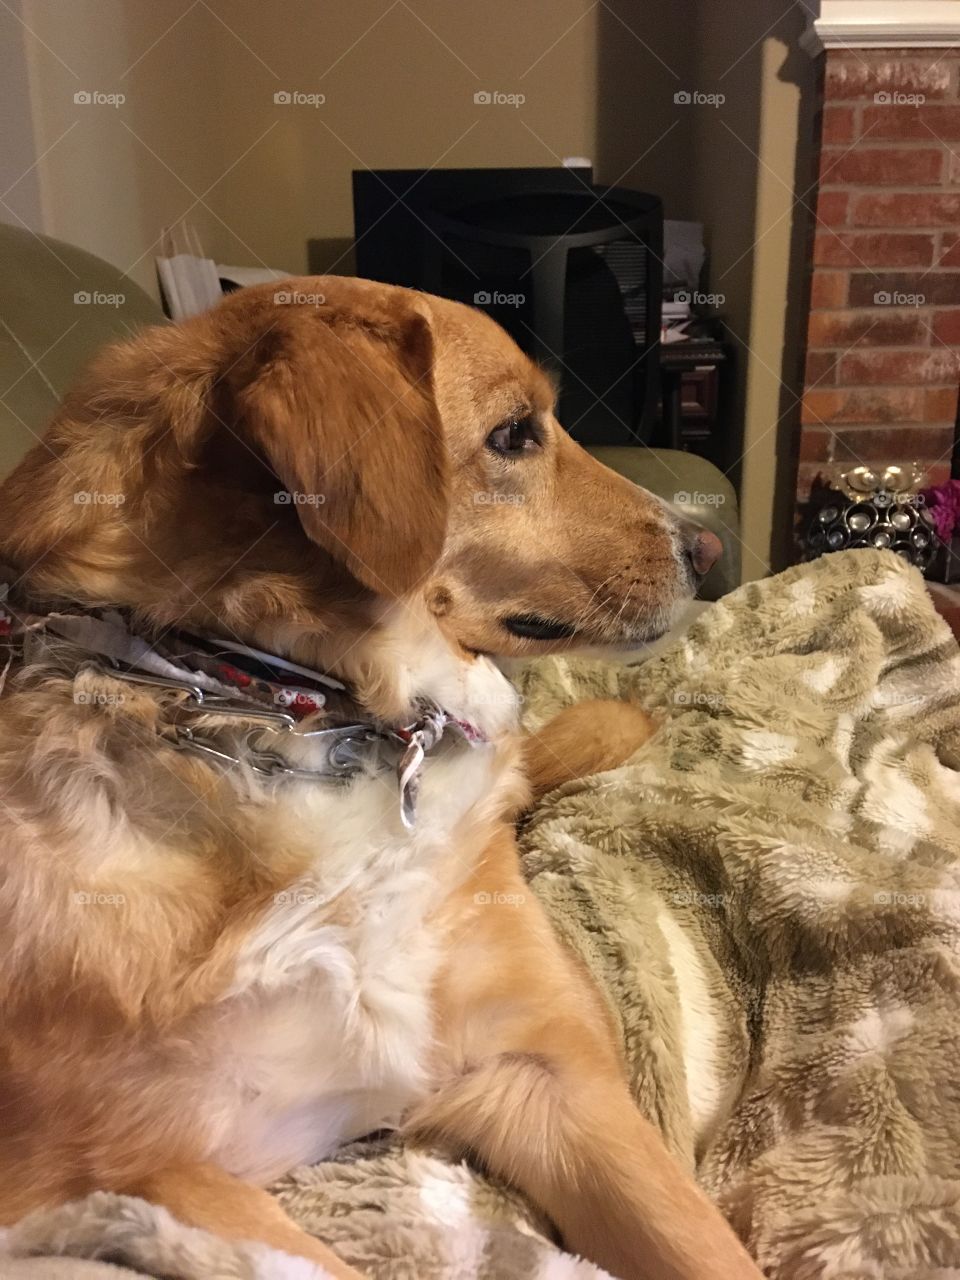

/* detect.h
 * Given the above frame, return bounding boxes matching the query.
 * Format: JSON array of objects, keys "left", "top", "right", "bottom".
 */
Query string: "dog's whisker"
[{"left": 568, "top": 570, "right": 621, "bottom": 632}]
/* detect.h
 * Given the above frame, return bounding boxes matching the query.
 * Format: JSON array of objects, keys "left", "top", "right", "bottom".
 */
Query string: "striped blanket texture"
[{"left": 4, "top": 548, "right": 960, "bottom": 1280}]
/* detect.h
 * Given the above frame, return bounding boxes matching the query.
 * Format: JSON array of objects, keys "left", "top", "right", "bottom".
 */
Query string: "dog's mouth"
[
  {"left": 501, "top": 613, "right": 578, "bottom": 642},
  {"left": 501, "top": 609, "right": 676, "bottom": 650}
]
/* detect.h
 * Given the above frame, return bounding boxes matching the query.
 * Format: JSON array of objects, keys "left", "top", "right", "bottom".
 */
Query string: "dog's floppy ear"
[{"left": 223, "top": 298, "right": 448, "bottom": 597}]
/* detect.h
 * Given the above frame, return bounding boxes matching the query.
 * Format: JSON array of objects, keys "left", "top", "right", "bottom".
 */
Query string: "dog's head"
[
  {"left": 0, "top": 277, "right": 719, "bottom": 692},
  {"left": 422, "top": 292, "right": 719, "bottom": 654}
]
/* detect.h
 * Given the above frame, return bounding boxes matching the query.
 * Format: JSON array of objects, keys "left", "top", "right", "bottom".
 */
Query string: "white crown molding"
[{"left": 801, "top": 1, "right": 960, "bottom": 54}]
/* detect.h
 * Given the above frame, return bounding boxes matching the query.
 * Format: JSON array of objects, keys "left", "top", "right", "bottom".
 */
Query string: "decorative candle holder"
[{"left": 803, "top": 464, "right": 937, "bottom": 571}]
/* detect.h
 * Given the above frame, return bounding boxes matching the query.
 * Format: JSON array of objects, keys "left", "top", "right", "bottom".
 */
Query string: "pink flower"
[{"left": 921, "top": 479, "right": 960, "bottom": 542}]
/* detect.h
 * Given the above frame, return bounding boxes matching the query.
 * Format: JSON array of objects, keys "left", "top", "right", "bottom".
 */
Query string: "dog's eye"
[{"left": 486, "top": 416, "right": 540, "bottom": 458}]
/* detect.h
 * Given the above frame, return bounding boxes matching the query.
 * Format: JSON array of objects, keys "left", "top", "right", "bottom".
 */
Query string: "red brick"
[
  {"left": 838, "top": 349, "right": 960, "bottom": 385},
  {"left": 810, "top": 272, "right": 848, "bottom": 308},
  {"left": 806, "top": 350, "right": 840, "bottom": 384},
  {"left": 852, "top": 192, "right": 960, "bottom": 227},
  {"left": 801, "top": 387, "right": 923, "bottom": 426},
  {"left": 820, "top": 147, "right": 942, "bottom": 186},
  {"left": 813, "top": 232, "right": 934, "bottom": 268},
  {"left": 830, "top": 424, "right": 955, "bottom": 461},
  {"left": 940, "top": 234, "right": 960, "bottom": 267},
  {"left": 807, "top": 310, "right": 927, "bottom": 347},
  {"left": 862, "top": 104, "right": 960, "bottom": 140},
  {"left": 822, "top": 106, "right": 855, "bottom": 145},
  {"left": 825, "top": 54, "right": 954, "bottom": 101},
  {"left": 799, "top": 427, "right": 833, "bottom": 462},
  {"left": 801, "top": 390, "right": 838, "bottom": 425},
  {"left": 848, "top": 272, "right": 960, "bottom": 307},
  {"left": 816, "top": 191, "right": 849, "bottom": 227},
  {"left": 924, "top": 386, "right": 959, "bottom": 421},
  {"left": 933, "top": 310, "right": 960, "bottom": 344},
  {"left": 950, "top": 152, "right": 960, "bottom": 185}
]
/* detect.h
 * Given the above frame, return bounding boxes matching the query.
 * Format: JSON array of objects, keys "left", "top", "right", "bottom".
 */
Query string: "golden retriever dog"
[{"left": 0, "top": 277, "right": 759, "bottom": 1280}]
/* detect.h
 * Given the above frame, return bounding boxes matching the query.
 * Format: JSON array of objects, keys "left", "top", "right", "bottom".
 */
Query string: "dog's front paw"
[{"left": 523, "top": 699, "right": 657, "bottom": 798}]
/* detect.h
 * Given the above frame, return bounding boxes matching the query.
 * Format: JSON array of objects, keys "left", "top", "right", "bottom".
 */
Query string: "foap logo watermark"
[
  {"left": 473, "top": 89, "right": 525, "bottom": 108},
  {"left": 273, "top": 90, "right": 325, "bottom": 107},
  {"left": 74, "top": 689, "right": 125, "bottom": 707},
  {"left": 671, "top": 889, "right": 729, "bottom": 908},
  {"left": 874, "top": 890, "right": 926, "bottom": 908},
  {"left": 274, "top": 888, "right": 326, "bottom": 906},
  {"left": 875, "top": 290, "right": 925, "bottom": 307},
  {"left": 274, "top": 289, "right": 326, "bottom": 306},
  {"left": 674, "top": 689, "right": 725, "bottom": 709},
  {"left": 674, "top": 489, "right": 726, "bottom": 507},
  {"left": 74, "top": 89, "right": 125, "bottom": 108},
  {"left": 273, "top": 689, "right": 324, "bottom": 714},
  {"left": 674, "top": 89, "right": 725, "bottom": 108},
  {"left": 874, "top": 91, "right": 925, "bottom": 106},
  {"left": 72, "top": 890, "right": 126, "bottom": 906},
  {"left": 881, "top": 689, "right": 925, "bottom": 709},
  {"left": 474, "top": 890, "right": 525, "bottom": 907},
  {"left": 674, "top": 289, "right": 725, "bottom": 307},
  {"left": 474, "top": 290, "right": 525, "bottom": 308},
  {"left": 74, "top": 490, "right": 125, "bottom": 506},
  {"left": 275, "top": 490, "right": 326, "bottom": 506},
  {"left": 473, "top": 491, "right": 525, "bottom": 506},
  {"left": 74, "top": 290, "right": 125, "bottom": 308},
  {"left": 472, "top": 689, "right": 524, "bottom": 707}
]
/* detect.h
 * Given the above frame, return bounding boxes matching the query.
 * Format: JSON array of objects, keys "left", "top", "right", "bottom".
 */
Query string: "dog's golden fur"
[{"left": 0, "top": 278, "right": 756, "bottom": 1279}]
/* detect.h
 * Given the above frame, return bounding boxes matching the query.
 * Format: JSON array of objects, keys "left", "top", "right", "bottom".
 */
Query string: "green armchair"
[
  {"left": 0, "top": 223, "right": 739, "bottom": 597},
  {"left": 0, "top": 224, "right": 162, "bottom": 477}
]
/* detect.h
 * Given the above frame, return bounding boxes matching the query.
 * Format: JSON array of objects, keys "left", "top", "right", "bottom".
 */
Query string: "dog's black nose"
[{"left": 680, "top": 523, "right": 723, "bottom": 578}]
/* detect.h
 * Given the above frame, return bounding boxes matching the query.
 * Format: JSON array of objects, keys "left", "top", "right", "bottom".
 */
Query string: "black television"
[{"left": 352, "top": 166, "right": 592, "bottom": 290}]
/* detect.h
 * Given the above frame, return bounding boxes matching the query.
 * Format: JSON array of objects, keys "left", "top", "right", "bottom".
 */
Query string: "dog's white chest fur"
[{"left": 208, "top": 639, "right": 518, "bottom": 1183}]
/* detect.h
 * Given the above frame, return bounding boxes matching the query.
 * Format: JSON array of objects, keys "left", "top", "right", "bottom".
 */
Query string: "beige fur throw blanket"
[{"left": 4, "top": 548, "right": 960, "bottom": 1279}]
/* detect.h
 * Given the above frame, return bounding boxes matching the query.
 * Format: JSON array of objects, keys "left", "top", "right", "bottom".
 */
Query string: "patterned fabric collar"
[{"left": 0, "top": 574, "right": 486, "bottom": 828}]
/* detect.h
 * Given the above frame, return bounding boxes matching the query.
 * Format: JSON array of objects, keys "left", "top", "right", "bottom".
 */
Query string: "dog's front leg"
[
  {"left": 523, "top": 698, "right": 657, "bottom": 800},
  {"left": 410, "top": 832, "right": 761, "bottom": 1280},
  {"left": 121, "top": 1164, "right": 366, "bottom": 1279}
]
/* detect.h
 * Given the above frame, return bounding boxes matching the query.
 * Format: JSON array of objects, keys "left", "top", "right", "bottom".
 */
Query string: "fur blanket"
[{"left": 5, "top": 549, "right": 960, "bottom": 1280}]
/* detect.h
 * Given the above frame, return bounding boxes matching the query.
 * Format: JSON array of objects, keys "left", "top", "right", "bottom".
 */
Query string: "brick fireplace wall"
[{"left": 798, "top": 49, "right": 960, "bottom": 500}]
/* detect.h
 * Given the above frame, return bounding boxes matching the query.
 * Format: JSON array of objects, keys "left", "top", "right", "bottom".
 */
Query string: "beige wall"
[
  {"left": 740, "top": 28, "right": 817, "bottom": 578},
  {"left": 683, "top": 2, "right": 817, "bottom": 579},
  {"left": 596, "top": 0, "right": 815, "bottom": 579},
  {"left": 10, "top": 0, "right": 222, "bottom": 292},
  {"left": 594, "top": 0, "right": 696, "bottom": 219},
  {"left": 0, "top": 0, "right": 45, "bottom": 232},
  {"left": 10, "top": 0, "right": 601, "bottom": 292},
  {"left": 209, "top": 0, "right": 599, "bottom": 276}
]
